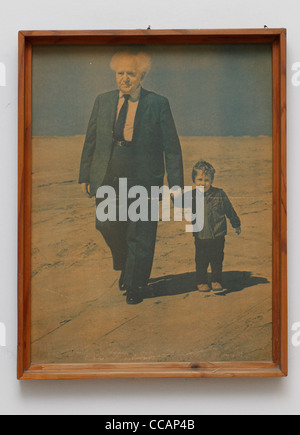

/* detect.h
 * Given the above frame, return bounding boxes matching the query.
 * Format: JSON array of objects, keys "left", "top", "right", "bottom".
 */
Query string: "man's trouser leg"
[
  {"left": 96, "top": 195, "right": 128, "bottom": 271},
  {"left": 124, "top": 217, "right": 158, "bottom": 290},
  {"left": 96, "top": 194, "right": 158, "bottom": 288}
]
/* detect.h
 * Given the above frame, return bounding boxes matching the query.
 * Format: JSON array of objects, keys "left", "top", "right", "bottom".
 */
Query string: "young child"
[{"left": 191, "top": 160, "right": 241, "bottom": 293}]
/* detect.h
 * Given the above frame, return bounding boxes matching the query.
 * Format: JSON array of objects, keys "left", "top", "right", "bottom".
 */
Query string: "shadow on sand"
[{"left": 144, "top": 271, "right": 269, "bottom": 299}]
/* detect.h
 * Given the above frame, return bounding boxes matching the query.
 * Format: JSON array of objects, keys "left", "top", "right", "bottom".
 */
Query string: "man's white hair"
[{"left": 110, "top": 51, "right": 151, "bottom": 79}]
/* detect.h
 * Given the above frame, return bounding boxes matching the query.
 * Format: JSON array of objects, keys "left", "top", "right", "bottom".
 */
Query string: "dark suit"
[{"left": 79, "top": 87, "right": 184, "bottom": 290}]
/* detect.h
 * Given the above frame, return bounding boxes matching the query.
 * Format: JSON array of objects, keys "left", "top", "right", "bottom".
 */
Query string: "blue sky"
[{"left": 32, "top": 44, "right": 272, "bottom": 137}]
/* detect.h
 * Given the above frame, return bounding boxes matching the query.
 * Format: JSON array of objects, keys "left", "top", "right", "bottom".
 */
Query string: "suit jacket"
[{"left": 79, "top": 88, "right": 184, "bottom": 197}]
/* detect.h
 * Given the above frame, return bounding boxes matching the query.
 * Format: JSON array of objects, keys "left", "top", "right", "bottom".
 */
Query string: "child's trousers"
[{"left": 195, "top": 236, "right": 225, "bottom": 284}]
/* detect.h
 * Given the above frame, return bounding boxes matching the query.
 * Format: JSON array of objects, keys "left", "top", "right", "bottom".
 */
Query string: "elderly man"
[{"left": 79, "top": 51, "right": 184, "bottom": 304}]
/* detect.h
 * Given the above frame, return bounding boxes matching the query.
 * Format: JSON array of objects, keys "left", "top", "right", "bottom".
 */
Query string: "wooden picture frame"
[{"left": 18, "top": 29, "right": 287, "bottom": 379}]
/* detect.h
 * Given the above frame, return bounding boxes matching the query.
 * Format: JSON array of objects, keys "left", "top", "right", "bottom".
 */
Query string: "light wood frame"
[{"left": 18, "top": 29, "right": 287, "bottom": 379}]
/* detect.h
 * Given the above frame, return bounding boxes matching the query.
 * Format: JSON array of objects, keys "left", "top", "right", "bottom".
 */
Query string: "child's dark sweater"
[{"left": 192, "top": 186, "right": 241, "bottom": 240}]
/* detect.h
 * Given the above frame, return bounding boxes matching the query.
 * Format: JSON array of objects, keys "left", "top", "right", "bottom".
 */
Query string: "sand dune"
[{"left": 30, "top": 135, "right": 273, "bottom": 363}]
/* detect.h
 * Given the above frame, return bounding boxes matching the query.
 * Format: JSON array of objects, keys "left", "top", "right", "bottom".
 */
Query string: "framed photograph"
[{"left": 18, "top": 29, "right": 287, "bottom": 379}]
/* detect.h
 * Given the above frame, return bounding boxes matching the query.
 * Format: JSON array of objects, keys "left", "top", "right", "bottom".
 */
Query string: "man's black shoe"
[{"left": 126, "top": 290, "right": 143, "bottom": 305}]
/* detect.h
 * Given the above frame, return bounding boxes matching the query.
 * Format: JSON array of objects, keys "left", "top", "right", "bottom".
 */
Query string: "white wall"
[{"left": 0, "top": 0, "right": 300, "bottom": 415}]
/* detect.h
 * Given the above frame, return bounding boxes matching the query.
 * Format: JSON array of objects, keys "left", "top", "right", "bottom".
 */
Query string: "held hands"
[
  {"left": 235, "top": 226, "right": 241, "bottom": 235},
  {"left": 81, "top": 183, "right": 91, "bottom": 197}
]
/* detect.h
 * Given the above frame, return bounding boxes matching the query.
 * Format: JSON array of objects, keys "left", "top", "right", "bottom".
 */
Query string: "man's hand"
[
  {"left": 81, "top": 183, "right": 91, "bottom": 197},
  {"left": 235, "top": 226, "right": 241, "bottom": 235}
]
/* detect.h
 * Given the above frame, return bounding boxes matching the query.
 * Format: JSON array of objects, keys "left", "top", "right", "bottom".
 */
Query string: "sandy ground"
[{"left": 30, "top": 135, "right": 273, "bottom": 363}]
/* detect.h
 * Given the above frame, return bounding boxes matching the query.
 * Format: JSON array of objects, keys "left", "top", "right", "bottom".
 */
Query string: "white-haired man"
[{"left": 79, "top": 51, "right": 184, "bottom": 304}]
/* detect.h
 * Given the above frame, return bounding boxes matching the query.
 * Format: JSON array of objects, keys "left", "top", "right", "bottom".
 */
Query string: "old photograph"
[{"left": 30, "top": 42, "right": 273, "bottom": 365}]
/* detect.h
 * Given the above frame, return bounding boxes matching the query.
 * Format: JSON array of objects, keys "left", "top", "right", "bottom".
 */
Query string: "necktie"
[{"left": 114, "top": 94, "right": 130, "bottom": 141}]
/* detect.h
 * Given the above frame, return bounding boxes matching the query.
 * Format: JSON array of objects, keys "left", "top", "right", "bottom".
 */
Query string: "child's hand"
[{"left": 235, "top": 226, "right": 241, "bottom": 235}]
